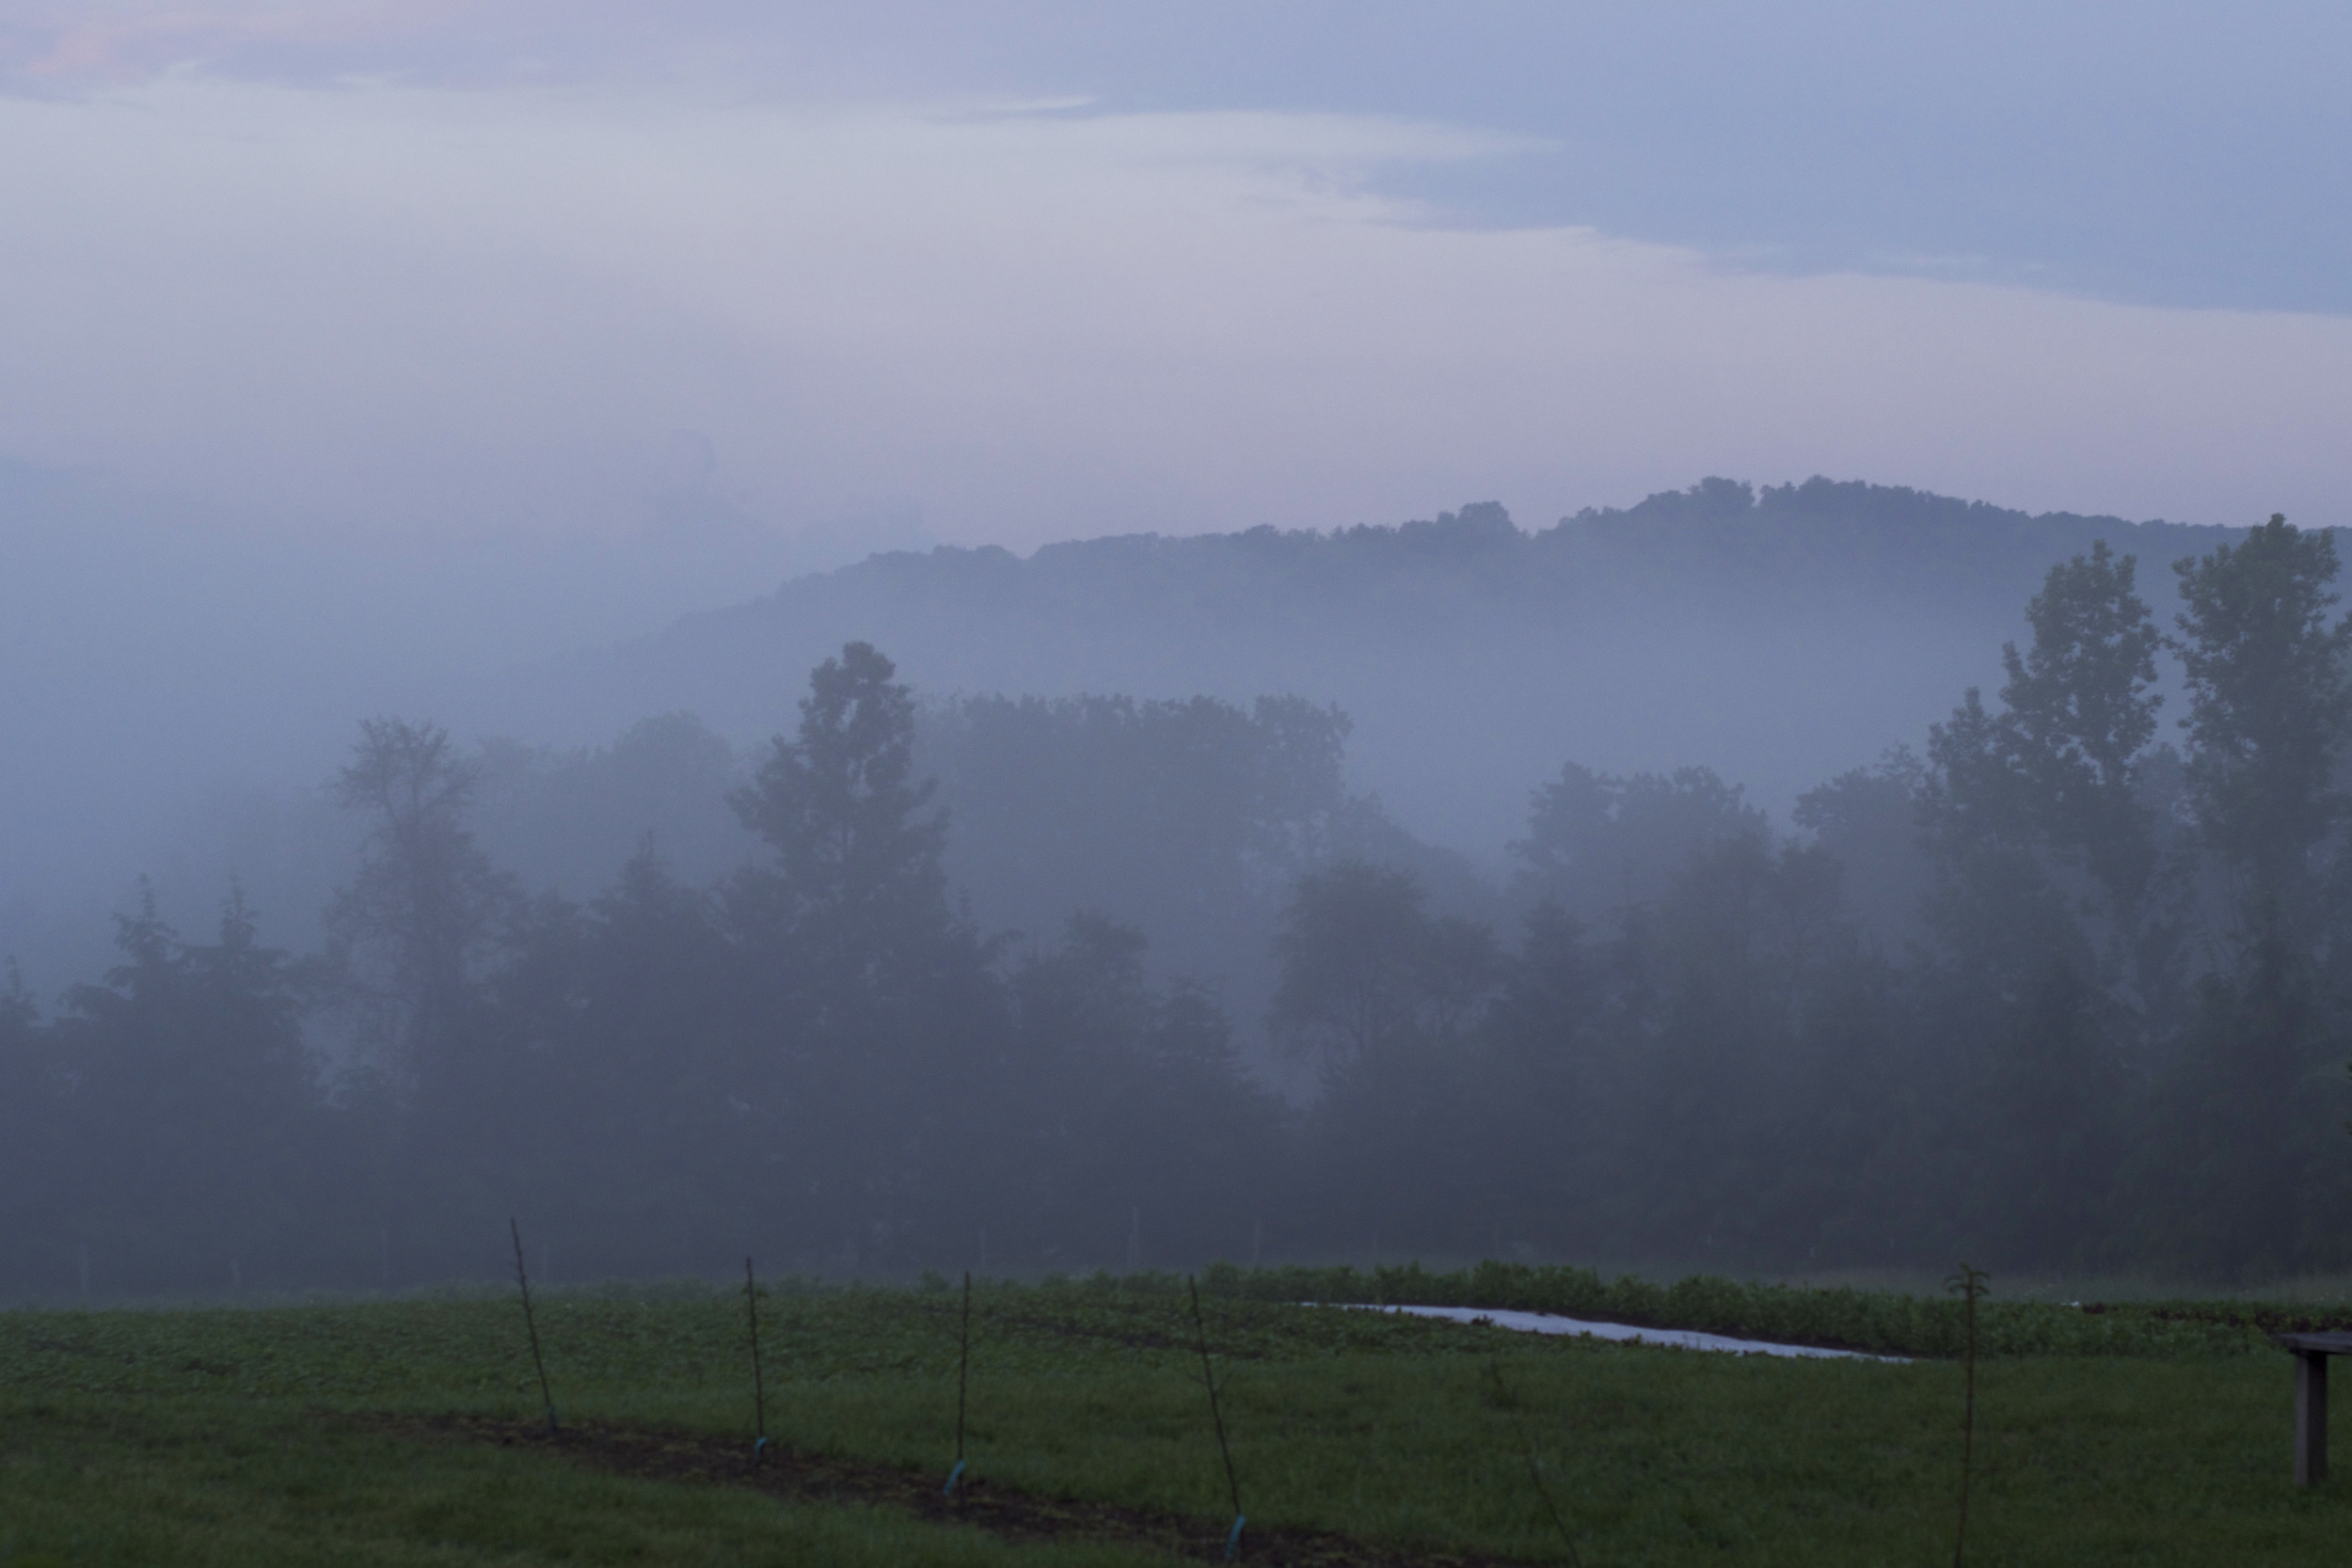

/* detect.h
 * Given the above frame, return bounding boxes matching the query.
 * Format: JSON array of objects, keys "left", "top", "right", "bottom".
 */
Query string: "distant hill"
[{"left": 481, "top": 477, "right": 2249, "bottom": 855}]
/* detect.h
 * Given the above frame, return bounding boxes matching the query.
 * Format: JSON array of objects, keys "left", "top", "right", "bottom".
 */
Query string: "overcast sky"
[{"left": 4, "top": 2, "right": 2348, "bottom": 549}]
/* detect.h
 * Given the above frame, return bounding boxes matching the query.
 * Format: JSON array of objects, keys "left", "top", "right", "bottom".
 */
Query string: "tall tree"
[
  {"left": 728, "top": 642, "right": 993, "bottom": 1266},
  {"left": 2148, "top": 517, "right": 2352, "bottom": 1276},
  {"left": 548, "top": 845, "right": 741, "bottom": 1274},
  {"left": 1919, "top": 545, "right": 2169, "bottom": 1265},
  {"left": 1924, "top": 542, "right": 2167, "bottom": 959},
  {"left": 732, "top": 641, "right": 950, "bottom": 971},
  {"left": 326, "top": 718, "right": 516, "bottom": 1101},
  {"left": 1999, "top": 541, "right": 2166, "bottom": 929},
  {"left": 56, "top": 886, "right": 323, "bottom": 1291},
  {"left": 2171, "top": 515, "right": 2352, "bottom": 928}
]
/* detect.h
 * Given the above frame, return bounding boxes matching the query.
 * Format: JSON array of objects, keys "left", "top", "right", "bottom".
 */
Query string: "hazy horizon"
[
  {"left": 8, "top": 8, "right": 2352, "bottom": 1307},
  {"left": 0, "top": 462, "right": 2236, "bottom": 1000},
  {"left": 4, "top": 2, "right": 2348, "bottom": 558}
]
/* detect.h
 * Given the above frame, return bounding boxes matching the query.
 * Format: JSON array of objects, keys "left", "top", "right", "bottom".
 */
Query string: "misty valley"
[
  {"left": 3, "top": 485, "right": 2346, "bottom": 1301},
  {"left": 11, "top": 15, "right": 2352, "bottom": 1557}
]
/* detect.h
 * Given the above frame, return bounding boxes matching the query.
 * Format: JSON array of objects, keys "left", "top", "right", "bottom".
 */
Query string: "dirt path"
[{"left": 392, "top": 1413, "right": 1538, "bottom": 1567}]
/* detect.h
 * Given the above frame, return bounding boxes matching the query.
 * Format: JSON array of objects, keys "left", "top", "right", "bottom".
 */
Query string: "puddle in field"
[{"left": 1349, "top": 1304, "right": 1911, "bottom": 1362}]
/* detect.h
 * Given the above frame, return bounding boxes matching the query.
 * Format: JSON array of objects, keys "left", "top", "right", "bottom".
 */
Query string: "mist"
[{"left": 5, "top": 4, "right": 2351, "bottom": 1297}]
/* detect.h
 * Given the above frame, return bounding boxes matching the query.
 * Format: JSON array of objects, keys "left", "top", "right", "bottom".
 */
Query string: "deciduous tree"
[
  {"left": 2171, "top": 515, "right": 2352, "bottom": 927},
  {"left": 326, "top": 718, "right": 516, "bottom": 1100}
]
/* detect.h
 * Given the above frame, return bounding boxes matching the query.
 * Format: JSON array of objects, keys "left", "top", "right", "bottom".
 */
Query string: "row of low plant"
[
  {"left": 7, "top": 1270, "right": 2345, "bottom": 1565},
  {"left": 0, "top": 1276, "right": 1543, "bottom": 1402},
  {"left": 0, "top": 1263, "right": 2303, "bottom": 1403},
  {"left": 2081, "top": 1298, "right": 2352, "bottom": 1335},
  {"left": 1185, "top": 1260, "right": 2285, "bottom": 1359}
]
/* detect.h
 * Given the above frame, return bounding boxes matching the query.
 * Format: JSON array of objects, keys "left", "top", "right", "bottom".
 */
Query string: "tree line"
[{"left": 3, "top": 516, "right": 2348, "bottom": 1297}]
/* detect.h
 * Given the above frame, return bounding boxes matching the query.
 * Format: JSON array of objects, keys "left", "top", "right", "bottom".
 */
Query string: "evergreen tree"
[
  {"left": 55, "top": 886, "right": 322, "bottom": 1291},
  {"left": 550, "top": 845, "right": 741, "bottom": 1274},
  {"left": 728, "top": 642, "right": 994, "bottom": 1266},
  {"left": 731, "top": 641, "right": 950, "bottom": 970}
]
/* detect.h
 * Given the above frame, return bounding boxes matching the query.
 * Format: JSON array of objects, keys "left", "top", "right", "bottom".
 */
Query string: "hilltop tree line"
[{"left": 3, "top": 516, "right": 2349, "bottom": 1296}]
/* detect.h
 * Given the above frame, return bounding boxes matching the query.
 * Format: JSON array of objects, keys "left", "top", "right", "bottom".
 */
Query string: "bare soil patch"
[{"left": 388, "top": 1412, "right": 1534, "bottom": 1566}]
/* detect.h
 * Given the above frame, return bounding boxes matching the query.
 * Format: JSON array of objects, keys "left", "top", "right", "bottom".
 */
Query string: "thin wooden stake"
[
  {"left": 1487, "top": 1357, "right": 1583, "bottom": 1568},
  {"left": 510, "top": 1217, "right": 557, "bottom": 1434},
  {"left": 946, "top": 1271, "right": 972, "bottom": 1497},
  {"left": 1187, "top": 1276, "right": 1245, "bottom": 1559},
  {"left": 1947, "top": 1262, "right": 1991, "bottom": 1567},
  {"left": 745, "top": 1257, "right": 769, "bottom": 1465}
]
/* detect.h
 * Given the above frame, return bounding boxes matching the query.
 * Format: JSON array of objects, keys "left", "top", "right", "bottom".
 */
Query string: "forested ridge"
[
  {"left": 694, "top": 475, "right": 2201, "bottom": 631},
  {"left": 5, "top": 501, "right": 2350, "bottom": 1298},
  {"left": 510, "top": 477, "right": 2253, "bottom": 858}
]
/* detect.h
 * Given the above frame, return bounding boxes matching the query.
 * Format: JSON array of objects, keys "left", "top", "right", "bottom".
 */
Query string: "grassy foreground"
[{"left": 1, "top": 1267, "right": 2345, "bottom": 1565}]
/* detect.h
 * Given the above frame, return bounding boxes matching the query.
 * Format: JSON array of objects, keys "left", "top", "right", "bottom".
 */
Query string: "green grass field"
[{"left": 2, "top": 1269, "right": 2345, "bottom": 1565}]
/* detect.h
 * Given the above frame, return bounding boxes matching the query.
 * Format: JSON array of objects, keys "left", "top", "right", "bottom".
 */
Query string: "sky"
[
  {"left": 3, "top": 0, "right": 2349, "bottom": 553},
  {"left": 4, "top": 0, "right": 2350, "bottom": 991}
]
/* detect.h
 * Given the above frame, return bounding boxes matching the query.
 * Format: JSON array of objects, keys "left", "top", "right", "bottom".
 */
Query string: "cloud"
[
  {"left": 4, "top": 3, "right": 439, "bottom": 86},
  {"left": 0, "top": 75, "right": 2344, "bottom": 552},
  {"left": 0, "top": 2, "right": 977, "bottom": 94}
]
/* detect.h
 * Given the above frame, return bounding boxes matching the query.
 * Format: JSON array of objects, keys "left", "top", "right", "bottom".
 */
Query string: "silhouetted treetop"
[{"left": 731, "top": 641, "right": 950, "bottom": 958}]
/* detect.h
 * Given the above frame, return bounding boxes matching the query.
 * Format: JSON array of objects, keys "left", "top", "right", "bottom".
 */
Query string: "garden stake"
[
  {"left": 745, "top": 1256, "right": 769, "bottom": 1466},
  {"left": 1946, "top": 1262, "right": 1991, "bottom": 1567},
  {"left": 1487, "top": 1358, "right": 1583, "bottom": 1568},
  {"left": 946, "top": 1270, "right": 973, "bottom": 1498},
  {"left": 1186, "top": 1276, "right": 1245, "bottom": 1559},
  {"left": 509, "top": 1217, "right": 557, "bottom": 1435}
]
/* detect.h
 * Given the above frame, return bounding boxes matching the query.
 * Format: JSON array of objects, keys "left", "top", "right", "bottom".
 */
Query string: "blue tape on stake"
[
  {"left": 754, "top": 1436, "right": 770, "bottom": 1462},
  {"left": 944, "top": 1461, "right": 966, "bottom": 1497},
  {"left": 1225, "top": 1514, "right": 1246, "bottom": 1560}
]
